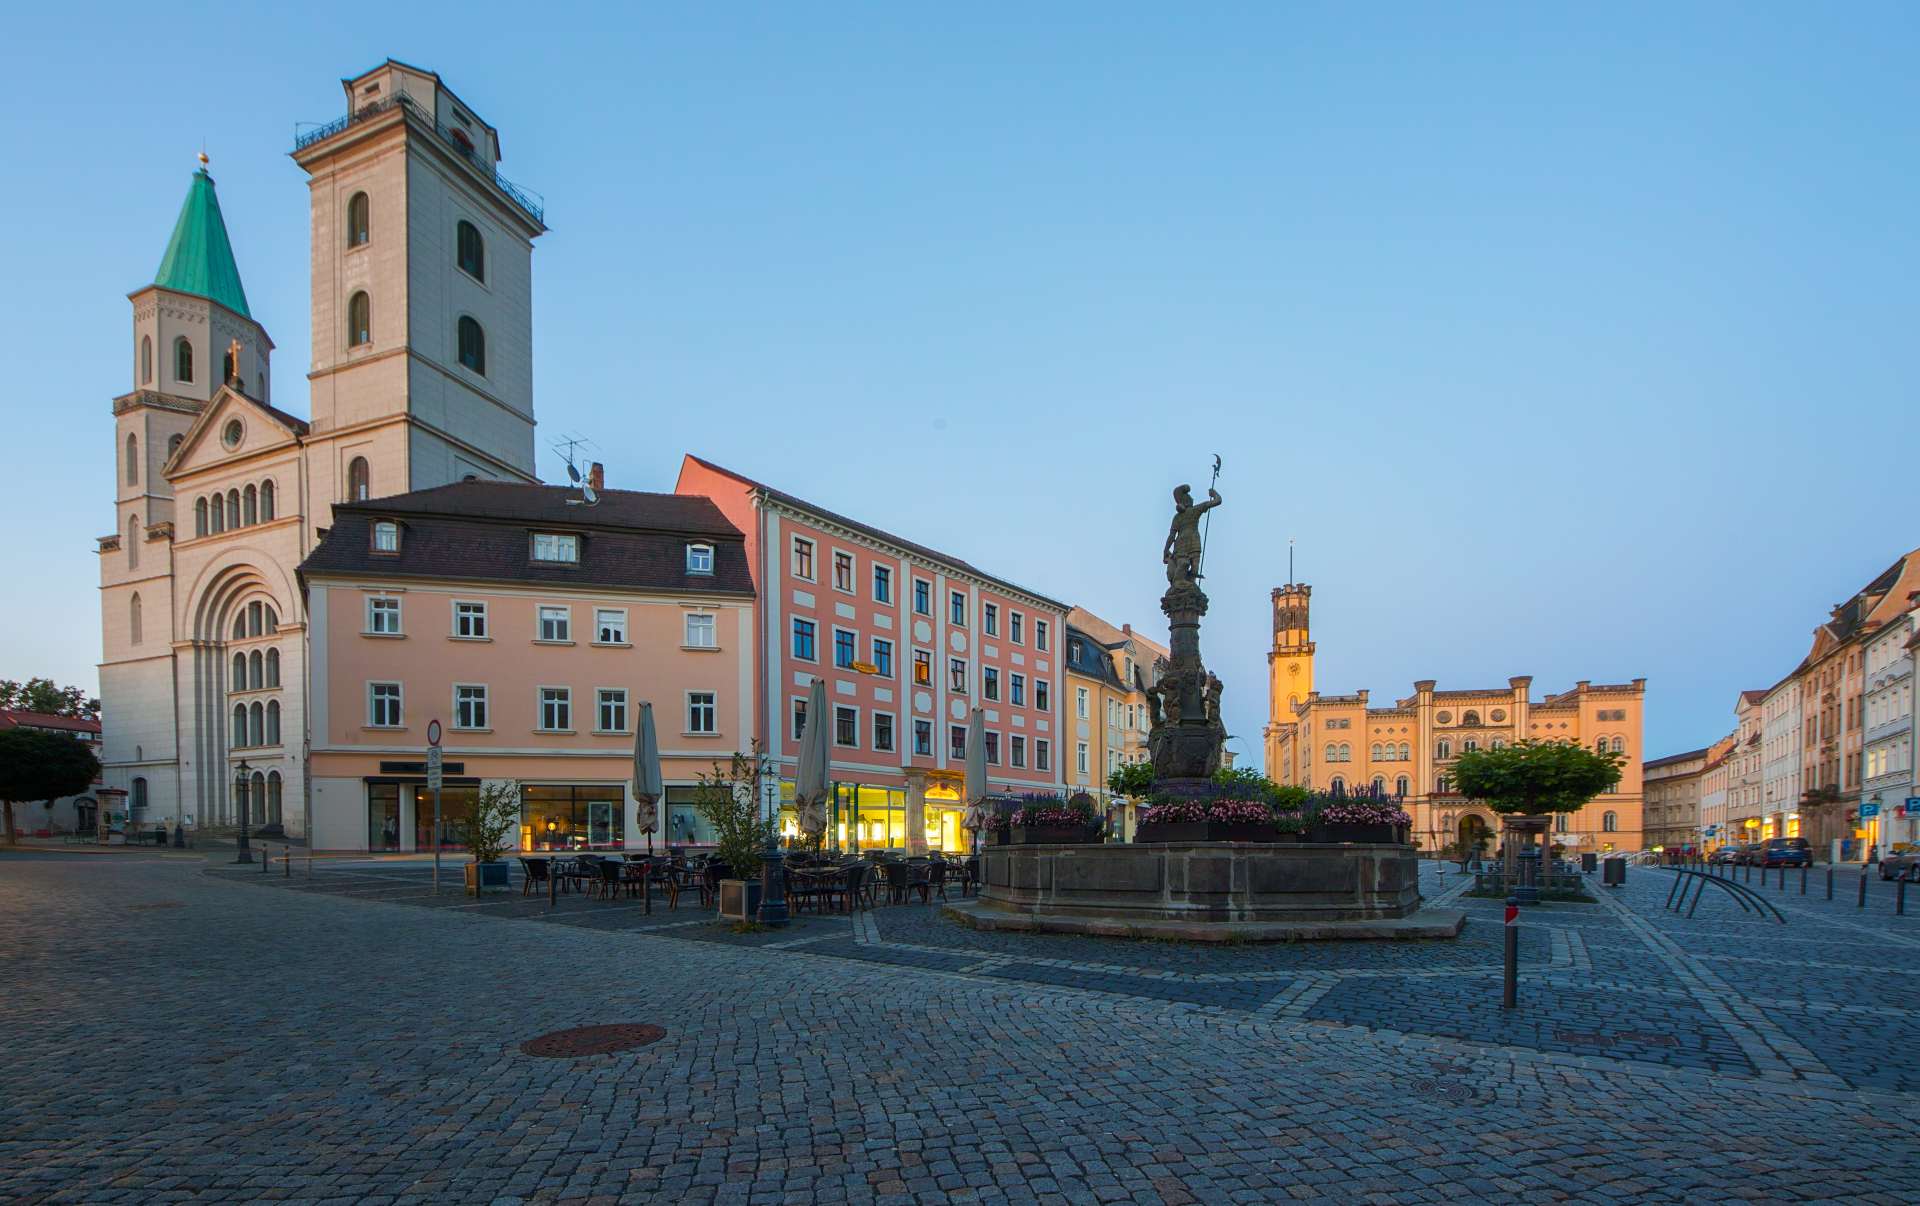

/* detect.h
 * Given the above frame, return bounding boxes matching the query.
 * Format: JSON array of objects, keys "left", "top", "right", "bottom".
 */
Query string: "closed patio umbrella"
[
  {"left": 633, "top": 701, "right": 664, "bottom": 855},
  {"left": 795, "top": 675, "right": 830, "bottom": 846},
  {"left": 961, "top": 706, "right": 989, "bottom": 840}
]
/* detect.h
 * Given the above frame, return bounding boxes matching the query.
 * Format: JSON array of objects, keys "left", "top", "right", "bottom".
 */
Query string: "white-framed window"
[
  {"left": 833, "top": 626, "right": 858, "bottom": 669},
  {"left": 537, "top": 605, "right": 571, "bottom": 642},
  {"left": 872, "top": 637, "right": 894, "bottom": 678},
  {"left": 913, "top": 649, "right": 932, "bottom": 686},
  {"left": 913, "top": 719, "right": 933, "bottom": 756},
  {"left": 835, "top": 705, "right": 859, "bottom": 748},
  {"left": 873, "top": 711, "right": 895, "bottom": 753},
  {"left": 686, "top": 543, "right": 714, "bottom": 575},
  {"left": 372, "top": 520, "right": 400, "bottom": 553},
  {"left": 1076, "top": 742, "right": 1090, "bottom": 776},
  {"left": 685, "top": 612, "right": 717, "bottom": 649},
  {"left": 597, "top": 688, "right": 628, "bottom": 733},
  {"left": 532, "top": 532, "right": 579, "bottom": 563},
  {"left": 791, "top": 696, "right": 809, "bottom": 741},
  {"left": 1010, "top": 673, "right": 1026, "bottom": 707},
  {"left": 791, "top": 536, "right": 815, "bottom": 581},
  {"left": 1035, "top": 620, "right": 1049, "bottom": 651},
  {"left": 539, "top": 687, "right": 572, "bottom": 732},
  {"left": 453, "top": 600, "right": 488, "bottom": 639},
  {"left": 912, "top": 578, "right": 931, "bottom": 615},
  {"left": 983, "top": 666, "right": 1000, "bottom": 700},
  {"left": 833, "top": 550, "right": 854, "bottom": 592},
  {"left": 949, "top": 591, "right": 967, "bottom": 626},
  {"left": 366, "top": 596, "right": 401, "bottom": 635},
  {"left": 873, "top": 564, "right": 892, "bottom": 604},
  {"left": 792, "top": 617, "right": 817, "bottom": 661},
  {"left": 1010, "top": 734, "right": 1026, "bottom": 767},
  {"left": 1076, "top": 687, "right": 1089, "bottom": 719},
  {"left": 983, "top": 603, "right": 998, "bottom": 636},
  {"left": 949, "top": 658, "right": 967, "bottom": 692},
  {"left": 950, "top": 724, "right": 967, "bottom": 760},
  {"left": 687, "top": 691, "right": 717, "bottom": 735},
  {"left": 985, "top": 731, "right": 1000, "bottom": 765},
  {"left": 454, "top": 684, "right": 488, "bottom": 730},
  {"left": 1009, "top": 611, "right": 1024, "bottom": 645},
  {"left": 595, "top": 608, "right": 627, "bottom": 645},
  {"left": 368, "top": 682, "right": 402, "bottom": 728},
  {"left": 1036, "top": 680, "right": 1049, "bottom": 712}
]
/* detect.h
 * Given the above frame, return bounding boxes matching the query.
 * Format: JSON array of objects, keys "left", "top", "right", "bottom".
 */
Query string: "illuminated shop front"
[
  {"left": 520, "top": 784, "right": 626, "bottom": 851},
  {"left": 367, "top": 780, "right": 475, "bottom": 852}
]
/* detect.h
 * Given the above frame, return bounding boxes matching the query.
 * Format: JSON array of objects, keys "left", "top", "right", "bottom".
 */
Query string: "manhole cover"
[
  {"left": 129, "top": 901, "right": 184, "bottom": 910},
  {"left": 519, "top": 1024, "right": 665, "bottom": 1058},
  {"left": 1410, "top": 1077, "right": 1493, "bottom": 1106}
]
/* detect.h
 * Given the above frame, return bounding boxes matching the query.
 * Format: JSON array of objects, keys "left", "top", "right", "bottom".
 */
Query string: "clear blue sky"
[{"left": 3, "top": 4, "right": 1915, "bottom": 767}]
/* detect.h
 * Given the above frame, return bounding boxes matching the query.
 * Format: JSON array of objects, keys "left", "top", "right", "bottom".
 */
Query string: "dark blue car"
[{"left": 1759, "top": 837, "right": 1812, "bottom": 868}]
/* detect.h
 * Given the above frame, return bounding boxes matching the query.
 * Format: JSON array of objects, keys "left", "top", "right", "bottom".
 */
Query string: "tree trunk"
[{"left": 2, "top": 800, "right": 16, "bottom": 846}]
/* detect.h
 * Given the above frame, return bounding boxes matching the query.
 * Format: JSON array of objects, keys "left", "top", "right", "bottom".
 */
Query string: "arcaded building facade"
[{"left": 1264, "top": 583, "right": 1646, "bottom": 854}]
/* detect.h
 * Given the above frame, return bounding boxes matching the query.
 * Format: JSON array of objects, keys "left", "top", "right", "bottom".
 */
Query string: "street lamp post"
[
  {"left": 232, "top": 759, "right": 254, "bottom": 865},
  {"left": 757, "top": 754, "right": 789, "bottom": 927}
]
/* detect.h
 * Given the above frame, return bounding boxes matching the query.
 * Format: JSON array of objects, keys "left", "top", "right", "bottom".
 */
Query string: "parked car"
[
  {"left": 1877, "top": 849, "right": 1920, "bottom": 882},
  {"left": 1707, "top": 846, "right": 1743, "bottom": 865},
  {"left": 1759, "top": 837, "right": 1813, "bottom": 868}
]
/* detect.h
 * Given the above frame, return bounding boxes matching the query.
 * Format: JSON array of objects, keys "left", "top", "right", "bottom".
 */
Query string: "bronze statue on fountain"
[{"left": 1147, "top": 481, "right": 1229, "bottom": 791}]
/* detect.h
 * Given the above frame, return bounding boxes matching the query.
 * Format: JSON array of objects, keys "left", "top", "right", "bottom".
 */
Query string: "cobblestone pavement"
[{"left": 2, "top": 852, "right": 1916, "bottom": 1203}]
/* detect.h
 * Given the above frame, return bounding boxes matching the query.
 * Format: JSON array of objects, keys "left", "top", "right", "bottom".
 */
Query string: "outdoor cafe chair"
[
  {"left": 593, "top": 858, "right": 626, "bottom": 900},
  {"left": 926, "top": 860, "right": 950, "bottom": 902},
  {"left": 518, "top": 857, "right": 552, "bottom": 897}
]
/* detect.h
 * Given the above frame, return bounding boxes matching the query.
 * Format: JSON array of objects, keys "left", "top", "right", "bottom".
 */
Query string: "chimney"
[{"left": 588, "top": 462, "right": 604, "bottom": 491}]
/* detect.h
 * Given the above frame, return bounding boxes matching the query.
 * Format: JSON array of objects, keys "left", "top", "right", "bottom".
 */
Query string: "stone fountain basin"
[{"left": 948, "top": 841, "right": 1464, "bottom": 942}]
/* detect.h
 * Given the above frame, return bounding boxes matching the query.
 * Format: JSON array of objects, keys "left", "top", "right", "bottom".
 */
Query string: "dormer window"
[
  {"left": 532, "top": 532, "right": 578, "bottom": 563},
  {"left": 686, "top": 543, "right": 714, "bottom": 575},
  {"left": 371, "top": 520, "right": 400, "bottom": 553}
]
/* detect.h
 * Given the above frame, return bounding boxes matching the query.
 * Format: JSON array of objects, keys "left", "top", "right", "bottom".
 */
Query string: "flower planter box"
[
  {"left": 1009, "top": 824, "right": 1102, "bottom": 845},
  {"left": 1310, "top": 822, "right": 1408, "bottom": 845},
  {"left": 1135, "top": 821, "right": 1296, "bottom": 843},
  {"left": 464, "top": 860, "right": 511, "bottom": 896},
  {"left": 718, "top": 877, "right": 763, "bottom": 920}
]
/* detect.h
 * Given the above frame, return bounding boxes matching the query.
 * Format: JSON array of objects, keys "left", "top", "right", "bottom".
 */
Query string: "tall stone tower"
[
  {"left": 291, "top": 59, "right": 545, "bottom": 516},
  {"left": 1264, "top": 583, "right": 1315, "bottom": 771}
]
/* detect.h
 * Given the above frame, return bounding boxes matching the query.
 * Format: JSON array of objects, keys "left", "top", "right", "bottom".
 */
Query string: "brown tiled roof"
[
  {"left": 1739, "top": 690, "right": 1769, "bottom": 705},
  {"left": 299, "top": 481, "right": 754, "bottom": 596},
  {"left": 1644, "top": 747, "right": 1710, "bottom": 770},
  {"left": 687, "top": 455, "right": 1069, "bottom": 610},
  {"left": 0, "top": 710, "right": 102, "bottom": 735}
]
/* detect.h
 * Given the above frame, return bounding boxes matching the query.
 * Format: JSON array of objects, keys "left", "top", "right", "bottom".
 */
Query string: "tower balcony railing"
[{"left": 294, "top": 94, "right": 545, "bottom": 226}]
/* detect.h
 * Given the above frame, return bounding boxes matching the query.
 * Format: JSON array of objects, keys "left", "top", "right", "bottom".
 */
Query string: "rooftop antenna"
[
  {"left": 550, "top": 433, "right": 600, "bottom": 507},
  {"left": 1288, "top": 538, "right": 1295, "bottom": 586}
]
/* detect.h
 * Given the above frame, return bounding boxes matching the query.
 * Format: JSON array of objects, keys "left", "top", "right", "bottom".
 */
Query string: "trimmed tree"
[
  {"left": 0, "top": 729, "right": 102, "bottom": 845},
  {"left": 1451, "top": 740, "right": 1624, "bottom": 817}
]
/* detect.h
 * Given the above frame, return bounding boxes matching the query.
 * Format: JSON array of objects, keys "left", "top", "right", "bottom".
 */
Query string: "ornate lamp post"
[
  {"left": 232, "top": 759, "right": 254, "bottom": 865},
  {"left": 757, "top": 752, "right": 789, "bottom": 927}
]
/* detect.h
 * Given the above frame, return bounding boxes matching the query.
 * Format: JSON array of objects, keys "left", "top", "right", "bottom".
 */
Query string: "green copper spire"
[{"left": 153, "top": 162, "right": 251, "bottom": 318}]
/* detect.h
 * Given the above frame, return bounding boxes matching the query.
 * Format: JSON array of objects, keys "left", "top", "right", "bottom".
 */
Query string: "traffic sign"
[
  {"left": 427, "top": 745, "right": 444, "bottom": 791},
  {"left": 1860, "top": 801, "right": 1881, "bottom": 819},
  {"left": 426, "top": 719, "right": 443, "bottom": 747}
]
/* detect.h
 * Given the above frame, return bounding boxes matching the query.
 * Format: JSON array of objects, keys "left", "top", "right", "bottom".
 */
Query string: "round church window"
[
  {"left": 1436, "top": 711, "right": 1452, "bottom": 724},
  {"left": 222, "top": 419, "right": 243, "bottom": 449},
  {"left": 1491, "top": 709, "right": 1507, "bottom": 722}
]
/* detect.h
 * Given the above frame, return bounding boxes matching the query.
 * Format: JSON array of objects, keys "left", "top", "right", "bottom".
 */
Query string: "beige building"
[
  {"left": 1064, "top": 607, "right": 1167, "bottom": 837},
  {"left": 1643, "top": 736, "right": 1733, "bottom": 853},
  {"left": 1264, "top": 582, "right": 1646, "bottom": 854}
]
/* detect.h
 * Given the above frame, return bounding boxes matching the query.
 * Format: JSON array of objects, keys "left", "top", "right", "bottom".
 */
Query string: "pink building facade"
[
  {"left": 300, "top": 480, "right": 756, "bottom": 852},
  {"left": 677, "top": 456, "right": 1069, "bottom": 853}
]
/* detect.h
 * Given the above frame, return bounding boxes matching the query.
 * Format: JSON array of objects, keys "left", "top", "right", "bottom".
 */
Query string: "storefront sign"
[
  {"left": 378, "top": 760, "right": 465, "bottom": 775},
  {"left": 850, "top": 661, "right": 880, "bottom": 675}
]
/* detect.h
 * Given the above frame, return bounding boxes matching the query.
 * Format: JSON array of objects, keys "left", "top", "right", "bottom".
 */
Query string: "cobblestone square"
[{"left": 2, "top": 852, "right": 1917, "bottom": 1203}]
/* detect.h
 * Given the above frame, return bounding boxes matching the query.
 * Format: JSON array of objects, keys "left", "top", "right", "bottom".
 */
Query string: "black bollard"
[
  {"left": 1800, "top": 865, "right": 1807, "bottom": 895},
  {"left": 1899, "top": 879, "right": 1907, "bottom": 918},
  {"left": 1502, "top": 896, "right": 1520, "bottom": 1010},
  {"left": 1858, "top": 872, "right": 1868, "bottom": 909},
  {"left": 1826, "top": 867, "right": 1834, "bottom": 900}
]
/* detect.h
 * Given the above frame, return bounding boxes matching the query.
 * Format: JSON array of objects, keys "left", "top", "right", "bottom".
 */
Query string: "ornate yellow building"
[{"left": 1264, "top": 583, "right": 1646, "bottom": 854}]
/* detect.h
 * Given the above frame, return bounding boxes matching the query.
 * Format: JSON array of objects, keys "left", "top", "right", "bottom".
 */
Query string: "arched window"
[
  {"left": 347, "top": 192, "right": 370, "bottom": 247},
  {"left": 243, "top": 485, "right": 257, "bottom": 525},
  {"left": 248, "top": 702, "right": 264, "bottom": 748},
  {"left": 1329, "top": 776, "right": 1346, "bottom": 795},
  {"left": 1463, "top": 710, "right": 1480, "bottom": 727},
  {"left": 251, "top": 771, "right": 267, "bottom": 824},
  {"left": 248, "top": 601, "right": 263, "bottom": 637},
  {"left": 204, "top": 497, "right": 219, "bottom": 535},
  {"left": 266, "top": 700, "right": 281, "bottom": 746},
  {"left": 1435, "top": 739, "right": 1452, "bottom": 760},
  {"left": 248, "top": 650, "right": 263, "bottom": 689},
  {"left": 232, "top": 652, "right": 246, "bottom": 691},
  {"left": 131, "top": 776, "right": 148, "bottom": 814},
  {"left": 457, "top": 315, "right": 486, "bottom": 374},
  {"left": 1338, "top": 743, "right": 1351, "bottom": 762},
  {"left": 1462, "top": 739, "right": 1478, "bottom": 753},
  {"left": 141, "top": 335, "right": 153, "bottom": 384},
  {"left": 265, "top": 647, "right": 280, "bottom": 687},
  {"left": 1395, "top": 776, "right": 1410, "bottom": 798},
  {"left": 226, "top": 490, "right": 240, "bottom": 529},
  {"left": 260, "top": 480, "right": 275, "bottom": 521},
  {"left": 347, "top": 457, "right": 370, "bottom": 501},
  {"left": 126, "top": 433, "right": 139, "bottom": 484},
  {"left": 1602, "top": 811, "right": 1618, "bottom": 833},
  {"left": 1595, "top": 737, "right": 1608, "bottom": 753},
  {"left": 1398, "top": 743, "right": 1410, "bottom": 761},
  {"left": 233, "top": 615, "right": 246, "bottom": 640},
  {"left": 174, "top": 337, "right": 193, "bottom": 383},
  {"left": 1610, "top": 737, "right": 1625, "bottom": 754},
  {"left": 1436, "top": 775, "right": 1452, "bottom": 794},
  {"left": 1324, "top": 742, "right": 1337, "bottom": 762},
  {"left": 130, "top": 592, "right": 142, "bottom": 645},
  {"left": 1491, "top": 738, "right": 1507, "bottom": 750},
  {"left": 126, "top": 514, "right": 139, "bottom": 568},
  {"left": 1371, "top": 776, "right": 1386, "bottom": 795},
  {"left": 347, "top": 291, "right": 371, "bottom": 347},
  {"left": 1556, "top": 813, "right": 1568, "bottom": 833},
  {"left": 456, "top": 220, "right": 484, "bottom": 281},
  {"left": 263, "top": 606, "right": 278, "bottom": 634},
  {"left": 267, "top": 769, "right": 283, "bottom": 823},
  {"left": 1369, "top": 743, "right": 1382, "bottom": 760},
  {"left": 232, "top": 704, "right": 248, "bottom": 747},
  {"left": 167, "top": 433, "right": 182, "bottom": 461}
]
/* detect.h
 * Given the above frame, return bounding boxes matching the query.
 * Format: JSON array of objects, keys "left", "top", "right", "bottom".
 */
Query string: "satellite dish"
[
  {"left": 581, "top": 482, "right": 598, "bottom": 505},
  {"left": 566, "top": 462, "right": 581, "bottom": 483}
]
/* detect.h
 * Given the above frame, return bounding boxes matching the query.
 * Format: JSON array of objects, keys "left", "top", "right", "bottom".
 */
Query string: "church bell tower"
[{"left": 1265, "top": 583, "right": 1315, "bottom": 769}]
